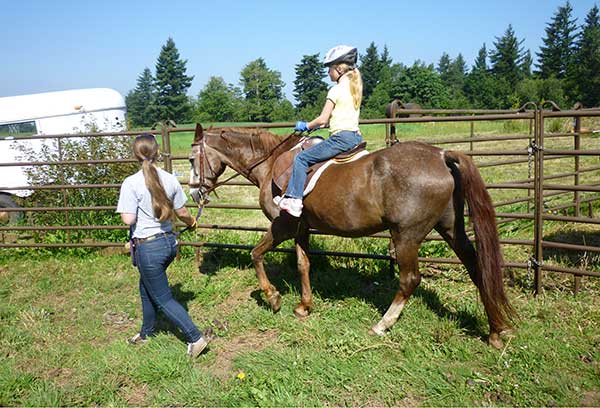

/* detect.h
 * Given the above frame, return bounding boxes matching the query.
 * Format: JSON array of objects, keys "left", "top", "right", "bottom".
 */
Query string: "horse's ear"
[{"left": 194, "top": 123, "right": 204, "bottom": 141}]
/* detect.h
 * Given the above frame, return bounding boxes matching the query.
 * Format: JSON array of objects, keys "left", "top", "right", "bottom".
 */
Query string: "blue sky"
[{"left": 1, "top": 0, "right": 598, "bottom": 101}]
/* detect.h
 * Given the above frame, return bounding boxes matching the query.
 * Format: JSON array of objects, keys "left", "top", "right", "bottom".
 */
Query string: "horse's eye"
[{"left": 189, "top": 158, "right": 195, "bottom": 166}]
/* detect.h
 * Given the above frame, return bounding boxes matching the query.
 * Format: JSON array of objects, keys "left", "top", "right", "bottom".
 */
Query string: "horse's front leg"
[
  {"left": 294, "top": 228, "right": 313, "bottom": 318},
  {"left": 251, "top": 215, "right": 297, "bottom": 312}
]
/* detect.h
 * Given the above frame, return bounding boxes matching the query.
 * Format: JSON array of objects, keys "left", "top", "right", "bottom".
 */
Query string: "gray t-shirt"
[{"left": 116, "top": 168, "right": 187, "bottom": 238}]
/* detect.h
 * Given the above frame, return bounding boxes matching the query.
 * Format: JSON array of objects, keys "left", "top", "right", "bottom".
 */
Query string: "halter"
[{"left": 189, "top": 128, "right": 302, "bottom": 215}]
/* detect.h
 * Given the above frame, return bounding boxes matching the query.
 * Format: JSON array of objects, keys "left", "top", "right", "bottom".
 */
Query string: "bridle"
[{"left": 189, "top": 127, "right": 303, "bottom": 218}]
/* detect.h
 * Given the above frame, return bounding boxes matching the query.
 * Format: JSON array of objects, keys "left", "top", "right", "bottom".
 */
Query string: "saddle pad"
[{"left": 303, "top": 150, "right": 369, "bottom": 196}]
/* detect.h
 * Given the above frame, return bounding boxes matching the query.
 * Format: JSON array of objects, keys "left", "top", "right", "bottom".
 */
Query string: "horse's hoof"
[
  {"left": 268, "top": 291, "right": 282, "bottom": 313},
  {"left": 488, "top": 333, "right": 504, "bottom": 349},
  {"left": 293, "top": 304, "right": 310, "bottom": 319},
  {"left": 368, "top": 326, "right": 385, "bottom": 336}
]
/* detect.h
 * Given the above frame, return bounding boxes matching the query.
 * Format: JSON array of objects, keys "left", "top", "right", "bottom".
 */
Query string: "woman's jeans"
[
  {"left": 285, "top": 130, "right": 362, "bottom": 199},
  {"left": 135, "top": 233, "right": 202, "bottom": 343}
]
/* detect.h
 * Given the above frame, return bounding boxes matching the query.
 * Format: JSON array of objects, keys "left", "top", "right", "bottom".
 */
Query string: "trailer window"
[{"left": 0, "top": 121, "right": 37, "bottom": 136}]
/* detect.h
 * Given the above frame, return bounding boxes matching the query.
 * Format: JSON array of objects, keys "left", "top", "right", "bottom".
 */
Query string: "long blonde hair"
[
  {"left": 336, "top": 63, "right": 363, "bottom": 109},
  {"left": 133, "top": 134, "right": 173, "bottom": 222}
]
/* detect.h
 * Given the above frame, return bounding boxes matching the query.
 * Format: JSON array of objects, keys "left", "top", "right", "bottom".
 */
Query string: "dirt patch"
[
  {"left": 44, "top": 367, "right": 74, "bottom": 388},
  {"left": 120, "top": 382, "right": 149, "bottom": 406},
  {"left": 209, "top": 329, "right": 279, "bottom": 381},
  {"left": 581, "top": 390, "right": 600, "bottom": 407}
]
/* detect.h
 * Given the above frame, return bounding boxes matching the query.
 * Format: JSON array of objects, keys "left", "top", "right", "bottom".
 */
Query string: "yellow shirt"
[{"left": 326, "top": 76, "right": 360, "bottom": 134}]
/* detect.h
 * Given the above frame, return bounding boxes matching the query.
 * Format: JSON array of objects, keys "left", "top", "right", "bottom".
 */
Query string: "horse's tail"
[{"left": 444, "top": 150, "right": 515, "bottom": 332}]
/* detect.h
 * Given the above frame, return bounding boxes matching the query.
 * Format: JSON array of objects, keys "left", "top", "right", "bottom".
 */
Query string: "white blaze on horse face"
[
  {"left": 189, "top": 167, "right": 197, "bottom": 187},
  {"left": 190, "top": 188, "right": 201, "bottom": 203}
]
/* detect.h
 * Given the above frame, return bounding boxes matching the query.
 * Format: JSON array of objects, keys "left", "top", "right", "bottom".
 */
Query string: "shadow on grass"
[
  {"left": 194, "top": 237, "right": 490, "bottom": 340},
  {"left": 151, "top": 283, "right": 203, "bottom": 343},
  {"left": 543, "top": 229, "right": 600, "bottom": 270}
]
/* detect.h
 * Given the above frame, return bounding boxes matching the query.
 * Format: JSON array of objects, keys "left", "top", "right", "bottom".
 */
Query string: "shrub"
[{"left": 15, "top": 121, "right": 138, "bottom": 245}]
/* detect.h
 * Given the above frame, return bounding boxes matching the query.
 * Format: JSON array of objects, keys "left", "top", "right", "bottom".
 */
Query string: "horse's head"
[{"left": 188, "top": 123, "right": 227, "bottom": 204}]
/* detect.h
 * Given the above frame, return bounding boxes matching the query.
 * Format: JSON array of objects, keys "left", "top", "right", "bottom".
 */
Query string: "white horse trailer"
[{"left": 0, "top": 88, "right": 127, "bottom": 221}]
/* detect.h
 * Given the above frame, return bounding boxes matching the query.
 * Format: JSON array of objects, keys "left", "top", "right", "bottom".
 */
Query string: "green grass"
[{"left": 0, "top": 251, "right": 598, "bottom": 406}]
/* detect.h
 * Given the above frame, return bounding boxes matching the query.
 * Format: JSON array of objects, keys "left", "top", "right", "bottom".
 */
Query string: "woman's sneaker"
[
  {"left": 279, "top": 197, "right": 303, "bottom": 217},
  {"left": 127, "top": 333, "right": 148, "bottom": 345},
  {"left": 187, "top": 336, "right": 210, "bottom": 358}
]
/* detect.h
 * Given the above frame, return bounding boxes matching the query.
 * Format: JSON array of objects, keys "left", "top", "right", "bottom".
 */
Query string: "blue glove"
[{"left": 295, "top": 121, "right": 309, "bottom": 132}]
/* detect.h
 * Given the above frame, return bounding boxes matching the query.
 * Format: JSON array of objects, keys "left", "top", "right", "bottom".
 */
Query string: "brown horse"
[{"left": 188, "top": 124, "right": 515, "bottom": 348}]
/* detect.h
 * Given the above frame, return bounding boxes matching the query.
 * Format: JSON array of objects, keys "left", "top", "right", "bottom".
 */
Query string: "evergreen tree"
[
  {"left": 437, "top": 53, "right": 452, "bottom": 83},
  {"left": 465, "top": 45, "right": 510, "bottom": 109},
  {"left": 239, "top": 58, "right": 285, "bottom": 122},
  {"left": 379, "top": 45, "right": 393, "bottom": 85},
  {"left": 195, "top": 76, "right": 242, "bottom": 122},
  {"left": 489, "top": 24, "right": 526, "bottom": 87},
  {"left": 520, "top": 49, "right": 533, "bottom": 79},
  {"left": 125, "top": 67, "right": 156, "bottom": 127},
  {"left": 473, "top": 44, "right": 488, "bottom": 73},
  {"left": 293, "top": 54, "right": 327, "bottom": 110},
  {"left": 569, "top": 5, "right": 600, "bottom": 106},
  {"left": 536, "top": 1, "right": 578, "bottom": 79},
  {"left": 154, "top": 37, "right": 194, "bottom": 124},
  {"left": 449, "top": 53, "right": 467, "bottom": 90},
  {"left": 359, "top": 42, "right": 382, "bottom": 102},
  {"left": 380, "top": 45, "right": 392, "bottom": 70}
]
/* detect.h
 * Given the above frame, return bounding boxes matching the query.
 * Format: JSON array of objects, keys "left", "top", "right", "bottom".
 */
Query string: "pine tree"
[
  {"left": 536, "top": 1, "right": 578, "bottom": 79},
  {"left": 490, "top": 24, "right": 526, "bottom": 87},
  {"left": 473, "top": 44, "right": 488, "bottom": 73},
  {"left": 293, "top": 54, "right": 327, "bottom": 110},
  {"left": 465, "top": 44, "right": 510, "bottom": 108},
  {"left": 520, "top": 50, "right": 533, "bottom": 79},
  {"left": 437, "top": 53, "right": 452, "bottom": 83},
  {"left": 569, "top": 5, "right": 600, "bottom": 106},
  {"left": 125, "top": 68, "right": 156, "bottom": 127},
  {"left": 239, "top": 58, "right": 285, "bottom": 122},
  {"left": 359, "top": 42, "right": 382, "bottom": 102},
  {"left": 154, "top": 37, "right": 194, "bottom": 124}
]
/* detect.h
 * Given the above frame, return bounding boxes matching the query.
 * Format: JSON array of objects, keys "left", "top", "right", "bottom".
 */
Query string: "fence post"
[
  {"left": 161, "top": 124, "right": 172, "bottom": 173},
  {"left": 469, "top": 117, "right": 474, "bottom": 152},
  {"left": 57, "top": 137, "right": 70, "bottom": 242},
  {"left": 532, "top": 108, "right": 544, "bottom": 295},
  {"left": 573, "top": 113, "right": 581, "bottom": 217}
]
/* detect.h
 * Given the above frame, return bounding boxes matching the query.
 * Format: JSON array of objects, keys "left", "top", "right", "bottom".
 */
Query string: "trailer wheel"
[{"left": 0, "top": 194, "right": 23, "bottom": 224}]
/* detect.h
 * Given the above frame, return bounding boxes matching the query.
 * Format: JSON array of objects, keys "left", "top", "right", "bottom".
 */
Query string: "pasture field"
[
  {"left": 2, "top": 117, "right": 599, "bottom": 406},
  {"left": 0, "top": 251, "right": 599, "bottom": 406}
]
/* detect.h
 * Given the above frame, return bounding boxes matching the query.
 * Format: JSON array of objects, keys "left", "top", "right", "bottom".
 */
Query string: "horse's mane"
[{"left": 210, "top": 126, "right": 296, "bottom": 151}]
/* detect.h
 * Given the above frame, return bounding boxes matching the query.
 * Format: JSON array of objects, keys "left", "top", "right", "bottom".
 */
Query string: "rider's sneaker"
[
  {"left": 187, "top": 336, "right": 210, "bottom": 358},
  {"left": 272, "top": 195, "right": 283, "bottom": 206},
  {"left": 279, "top": 197, "right": 303, "bottom": 217}
]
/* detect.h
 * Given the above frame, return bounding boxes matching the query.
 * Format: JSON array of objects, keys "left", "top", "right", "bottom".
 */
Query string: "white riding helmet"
[{"left": 323, "top": 45, "right": 358, "bottom": 68}]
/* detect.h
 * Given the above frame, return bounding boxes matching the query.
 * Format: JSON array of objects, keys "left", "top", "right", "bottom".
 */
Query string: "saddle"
[{"left": 272, "top": 137, "right": 368, "bottom": 197}]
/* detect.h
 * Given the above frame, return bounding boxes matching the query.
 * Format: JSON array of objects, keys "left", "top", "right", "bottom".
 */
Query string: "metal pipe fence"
[{"left": 1, "top": 105, "right": 599, "bottom": 293}]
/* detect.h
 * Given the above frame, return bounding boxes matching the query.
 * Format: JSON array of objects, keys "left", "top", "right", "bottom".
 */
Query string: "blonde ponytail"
[
  {"left": 133, "top": 134, "right": 173, "bottom": 222},
  {"left": 337, "top": 64, "right": 363, "bottom": 109}
]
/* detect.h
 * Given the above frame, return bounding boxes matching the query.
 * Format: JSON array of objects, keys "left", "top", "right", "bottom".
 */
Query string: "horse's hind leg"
[
  {"left": 435, "top": 212, "right": 505, "bottom": 349},
  {"left": 370, "top": 231, "right": 421, "bottom": 336},
  {"left": 251, "top": 216, "right": 297, "bottom": 312}
]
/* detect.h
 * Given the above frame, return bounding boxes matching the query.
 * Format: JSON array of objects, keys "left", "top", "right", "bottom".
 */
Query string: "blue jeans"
[
  {"left": 134, "top": 233, "right": 202, "bottom": 343},
  {"left": 285, "top": 130, "right": 362, "bottom": 199}
]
